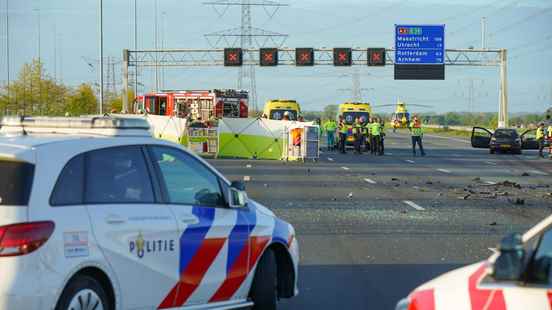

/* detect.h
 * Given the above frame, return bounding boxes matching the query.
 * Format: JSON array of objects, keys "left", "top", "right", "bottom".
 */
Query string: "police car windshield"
[
  {"left": 271, "top": 109, "right": 298, "bottom": 120},
  {"left": 344, "top": 112, "right": 369, "bottom": 125},
  {"left": 0, "top": 161, "right": 35, "bottom": 206}
]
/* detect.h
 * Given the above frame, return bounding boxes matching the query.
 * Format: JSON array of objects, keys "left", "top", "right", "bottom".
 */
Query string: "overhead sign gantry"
[{"left": 122, "top": 46, "right": 509, "bottom": 127}]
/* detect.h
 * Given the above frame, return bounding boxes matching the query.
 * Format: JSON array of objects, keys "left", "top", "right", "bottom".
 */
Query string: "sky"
[{"left": 1, "top": 0, "right": 551, "bottom": 114}]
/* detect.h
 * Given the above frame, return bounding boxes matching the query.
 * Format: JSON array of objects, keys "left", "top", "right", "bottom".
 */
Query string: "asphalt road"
[{"left": 208, "top": 131, "right": 552, "bottom": 310}]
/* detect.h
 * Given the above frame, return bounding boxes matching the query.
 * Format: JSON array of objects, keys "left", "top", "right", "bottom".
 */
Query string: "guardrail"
[{"left": 425, "top": 124, "right": 473, "bottom": 132}]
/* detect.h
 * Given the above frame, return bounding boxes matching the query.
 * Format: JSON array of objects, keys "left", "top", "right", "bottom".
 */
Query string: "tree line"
[
  {"left": 307, "top": 105, "right": 546, "bottom": 129},
  {"left": 0, "top": 59, "right": 131, "bottom": 117}
]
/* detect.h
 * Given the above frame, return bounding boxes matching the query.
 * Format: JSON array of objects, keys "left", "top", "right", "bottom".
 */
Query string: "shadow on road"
[{"left": 279, "top": 263, "right": 462, "bottom": 310}]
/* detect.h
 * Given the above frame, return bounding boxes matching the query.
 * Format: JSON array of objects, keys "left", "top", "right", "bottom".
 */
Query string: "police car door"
[
  {"left": 148, "top": 146, "right": 250, "bottom": 307},
  {"left": 84, "top": 146, "right": 180, "bottom": 310}
]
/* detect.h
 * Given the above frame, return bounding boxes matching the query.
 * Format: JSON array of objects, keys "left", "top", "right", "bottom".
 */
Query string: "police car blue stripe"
[
  {"left": 226, "top": 210, "right": 257, "bottom": 274},
  {"left": 179, "top": 207, "right": 216, "bottom": 274}
]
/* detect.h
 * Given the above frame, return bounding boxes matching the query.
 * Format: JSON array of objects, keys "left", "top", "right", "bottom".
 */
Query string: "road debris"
[
  {"left": 510, "top": 198, "right": 525, "bottom": 205},
  {"left": 497, "top": 181, "right": 522, "bottom": 189}
]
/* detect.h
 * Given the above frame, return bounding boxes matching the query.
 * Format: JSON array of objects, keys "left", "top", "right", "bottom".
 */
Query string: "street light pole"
[
  {"left": 134, "top": 0, "right": 138, "bottom": 99},
  {"left": 5, "top": 0, "right": 9, "bottom": 114},
  {"left": 98, "top": 0, "right": 104, "bottom": 114},
  {"left": 154, "top": 0, "right": 159, "bottom": 92}
]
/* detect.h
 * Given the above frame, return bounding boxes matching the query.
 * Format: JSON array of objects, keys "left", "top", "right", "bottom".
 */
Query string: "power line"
[
  {"left": 463, "top": 5, "right": 552, "bottom": 47},
  {"left": 488, "top": 6, "right": 552, "bottom": 38},
  {"left": 204, "top": 0, "right": 288, "bottom": 112},
  {"left": 447, "top": 0, "right": 518, "bottom": 38}
]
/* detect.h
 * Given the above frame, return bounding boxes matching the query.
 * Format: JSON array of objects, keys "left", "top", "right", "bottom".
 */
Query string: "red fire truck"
[{"left": 134, "top": 89, "right": 249, "bottom": 120}]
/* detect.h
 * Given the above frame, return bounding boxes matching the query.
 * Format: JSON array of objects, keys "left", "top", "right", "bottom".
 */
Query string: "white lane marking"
[
  {"left": 530, "top": 170, "right": 549, "bottom": 176},
  {"left": 485, "top": 181, "right": 497, "bottom": 185},
  {"left": 387, "top": 152, "right": 393, "bottom": 155},
  {"left": 488, "top": 247, "right": 498, "bottom": 254},
  {"left": 246, "top": 164, "right": 252, "bottom": 168},
  {"left": 327, "top": 157, "right": 334, "bottom": 162},
  {"left": 341, "top": 166, "right": 350, "bottom": 171},
  {"left": 485, "top": 161, "right": 497, "bottom": 165},
  {"left": 437, "top": 168, "right": 452, "bottom": 174},
  {"left": 403, "top": 200, "right": 425, "bottom": 211},
  {"left": 364, "top": 178, "right": 377, "bottom": 184},
  {"left": 405, "top": 160, "right": 415, "bottom": 164}
]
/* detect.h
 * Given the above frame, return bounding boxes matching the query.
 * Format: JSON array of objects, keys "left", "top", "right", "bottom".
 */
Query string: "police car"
[
  {"left": 0, "top": 116, "right": 299, "bottom": 310},
  {"left": 396, "top": 214, "right": 552, "bottom": 310}
]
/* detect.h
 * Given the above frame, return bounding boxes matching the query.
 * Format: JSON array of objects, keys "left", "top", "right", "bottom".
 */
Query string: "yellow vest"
[
  {"left": 537, "top": 127, "right": 545, "bottom": 140},
  {"left": 410, "top": 124, "right": 423, "bottom": 136}
]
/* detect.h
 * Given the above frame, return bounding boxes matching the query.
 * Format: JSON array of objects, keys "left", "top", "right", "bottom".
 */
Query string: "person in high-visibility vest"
[
  {"left": 353, "top": 117, "right": 364, "bottom": 154},
  {"left": 323, "top": 118, "right": 338, "bottom": 151},
  {"left": 365, "top": 118, "right": 373, "bottom": 153},
  {"left": 368, "top": 118, "right": 377, "bottom": 155},
  {"left": 409, "top": 116, "right": 426, "bottom": 156},
  {"left": 338, "top": 115, "right": 348, "bottom": 154},
  {"left": 545, "top": 123, "right": 552, "bottom": 159},
  {"left": 536, "top": 123, "right": 545, "bottom": 158},
  {"left": 380, "top": 118, "right": 386, "bottom": 155},
  {"left": 547, "top": 124, "right": 552, "bottom": 159},
  {"left": 371, "top": 118, "right": 382, "bottom": 156}
]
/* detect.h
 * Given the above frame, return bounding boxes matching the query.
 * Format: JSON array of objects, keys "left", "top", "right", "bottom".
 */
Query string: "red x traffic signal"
[
  {"left": 333, "top": 48, "right": 352, "bottom": 66},
  {"left": 224, "top": 48, "right": 242, "bottom": 66},
  {"left": 368, "top": 48, "right": 386, "bottom": 66},
  {"left": 295, "top": 48, "right": 314, "bottom": 66},
  {"left": 260, "top": 48, "right": 278, "bottom": 66}
]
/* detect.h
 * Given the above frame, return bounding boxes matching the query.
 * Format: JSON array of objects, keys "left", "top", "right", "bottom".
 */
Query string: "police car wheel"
[
  {"left": 250, "top": 249, "right": 278, "bottom": 310},
  {"left": 56, "top": 275, "right": 110, "bottom": 310}
]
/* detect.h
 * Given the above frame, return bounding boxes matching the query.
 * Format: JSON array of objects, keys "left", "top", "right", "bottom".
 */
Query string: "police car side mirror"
[
  {"left": 228, "top": 187, "right": 248, "bottom": 209},
  {"left": 492, "top": 233, "right": 525, "bottom": 281}
]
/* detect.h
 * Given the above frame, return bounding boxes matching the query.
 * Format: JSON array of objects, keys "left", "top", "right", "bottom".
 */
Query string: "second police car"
[
  {"left": 0, "top": 116, "right": 299, "bottom": 310},
  {"left": 396, "top": 214, "right": 552, "bottom": 310}
]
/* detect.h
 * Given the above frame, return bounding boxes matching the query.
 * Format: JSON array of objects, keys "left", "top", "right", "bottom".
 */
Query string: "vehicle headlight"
[
  {"left": 395, "top": 298, "right": 410, "bottom": 310},
  {"left": 491, "top": 137, "right": 496, "bottom": 142}
]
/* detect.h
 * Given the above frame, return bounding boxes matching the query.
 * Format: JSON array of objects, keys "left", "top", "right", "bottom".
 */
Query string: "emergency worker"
[
  {"left": 410, "top": 116, "right": 426, "bottom": 156},
  {"left": 362, "top": 118, "right": 371, "bottom": 152},
  {"left": 537, "top": 123, "right": 546, "bottom": 158},
  {"left": 548, "top": 124, "right": 552, "bottom": 159},
  {"left": 338, "top": 115, "right": 347, "bottom": 154},
  {"left": 380, "top": 118, "right": 386, "bottom": 155},
  {"left": 324, "top": 118, "right": 338, "bottom": 151},
  {"left": 369, "top": 118, "right": 375, "bottom": 154},
  {"left": 353, "top": 117, "right": 363, "bottom": 154},
  {"left": 371, "top": 118, "right": 382, "bottom": 155}
]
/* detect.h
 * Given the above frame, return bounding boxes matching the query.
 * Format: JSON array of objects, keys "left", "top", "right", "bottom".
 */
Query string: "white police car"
[
  {"left": 0, "top": 116, "right": 299, "bottom": 310},
  {"left": 396, "top": 214, "right": 552, "bottom": 310}
]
